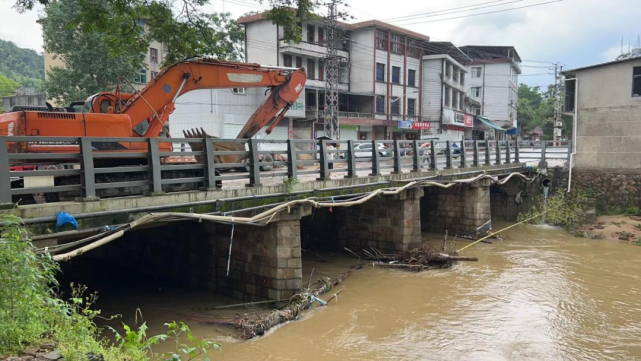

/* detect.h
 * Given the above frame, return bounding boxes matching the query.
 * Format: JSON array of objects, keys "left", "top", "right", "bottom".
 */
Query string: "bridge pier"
[{"left": 422, "top": 179, "right": 492, "bottom": 234}]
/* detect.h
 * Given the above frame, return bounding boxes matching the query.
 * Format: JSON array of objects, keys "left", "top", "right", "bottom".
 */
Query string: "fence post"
[
  {"left": 203, "top": 138, "right": 218, "bottom": 190},
  {"left": 148, "top": 138, "right": 164, "bottom": 194},
  {"left": 370, "top": 140, "right": 381, "bottom": 176},
  {"left": 0, "top": 137, "right": 12, "bottom": 204},
  {"left": 459, "top": 141, "right": 467, "bottom": 168},
  {"left": 473, "top": 141, "right": 479, "bottom": 167},
  {"left": 79, "top": 137, "right": 97, "bottom": 199},
  {"left": 495, "top": 140, "right": 501, "bottom": 165},
  {"left": 484, "top": 141, "right": 491, "bottom": 166},
  {"left": 541, "top": 141, "right": 547, "bottom": 163},
  {"left": 445, "top": 141, "right": 453, "bottom": 169},
  {"left": 247, "top": 138, "right": 262, "bottom": 187},
  {"left": 505, "top": 140, "right": 511, "bottom": 164},
  {"left": 412, "top": 140, "right": 420, "bottom": 172},
  {"left": 345, "top": 140, "right": 357, "bottom": 178},
  {"left": 514, "top": 140, "right": 520, "bottom": 163},
  {"left": 287, "top": 139, "right": 298, "bottom": 180},
  {"left": 430, "top": 140, "right": 438, "bottom": 170},
  {"left": 392, "top": 140, "right": 402, "bottom": 174},
  {"left": 317, "top": 139, "right": 330, "bottom": 181}
]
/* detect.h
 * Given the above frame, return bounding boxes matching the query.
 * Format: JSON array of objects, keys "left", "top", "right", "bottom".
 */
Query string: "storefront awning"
[{"left": 476, "top": 116, "right": 506, "bottom": 131}]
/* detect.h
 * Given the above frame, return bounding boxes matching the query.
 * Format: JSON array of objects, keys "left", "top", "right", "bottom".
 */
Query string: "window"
[
  {"left": 376, "top": 95, "right": 385, "bottom": 114},
  {"left": 460, "top": 72, "right": 465, "bottom": 86},
  {"left": 134, "top": 69, "right": 147, "bottom": 84},
  {"left": 307, "top": 59, "right": 316, "bottom": 80},
  {"left": 283, "top": 54, "right": 292, "bottom": 67},
  {"left": 460, "top": 92, "right": 465, "bottom": 110},
  {"left": 296, "top": 56, "right": 302, "bottom": 68},
  {"left": 392, "top": 66, "right": 400, "bottom": 84},
  {"left": 408, "top": 41, "right": 420, "bottom": 58},
  {"left": 472, "top": 87, "right": 481, "bottom": 98},
  {"left": 375, "top": 29, "right": 388, "bottom": 51},
  {"left": 407, "top": 98, "right": 416, "bottom": 116},
  {"left": 475, "top": 108, "right": 481, "bottom": 116},
  {"left": 231, "top": 87, "right": 246, "bottom": 95},
  {"left": 453, "top": 68, "right": 459, "bottom": 82},
  {"left": 391, "top": 34, "right": 404, "bottom": 54},
  {"left": 445, "top": 63, "right": 451, "bottom": 78},
  {"left": 307, "top": 25, "right": 315, "bottom": 43},
  {"left": 472, "top": 67, "right": 482, "bottom": 78},
  {"left": 150, "top": 48, "right": 158, "bottom": 64},
  {"left": 408, "top": 69, "right": 416, "bottom": 87},
  {"left": 318, "top": 61, "right": 324, "bottom": 81},
  {"left": 318, "top": 27, "right": 325, "bottom": 44},
  {"left": 634, "top": 67, "right": 641, "bottom": 97},
  {"left": 452, "top": 91, "right": 458, "bottom": 110},
  {"left": 376, "top": 63, "right": 385, "bottom": 82},
  {"left": 150, "top": 71, "right": 158, "bottom": 79},
  {"left": 444, "top": 86, "right": 450, "bottom": 106},
  {"left": 391, "top": 97, "right": 400, "bottom": 115}
]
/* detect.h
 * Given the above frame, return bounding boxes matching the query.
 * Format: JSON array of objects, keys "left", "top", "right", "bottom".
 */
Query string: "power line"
[
  {"left": 397, "top": 0, "right": 564, "bottom": 26},
  {"left": 383, "top": 0, "right": 507, "bottom": 21},
  {"left": 387, "top": 0, "right": 526, "bottom": 24}
]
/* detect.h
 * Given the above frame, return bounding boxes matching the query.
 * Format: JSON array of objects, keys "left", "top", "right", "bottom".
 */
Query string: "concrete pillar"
[
  {"left": 337, "top": 188, "right": 423, "bottom": 254},
  {"left": 423, "top": 179, "right": 491, "bottom": 234},
  {"left": 213, "top": 209, "right": 305, "bottom": 301}
]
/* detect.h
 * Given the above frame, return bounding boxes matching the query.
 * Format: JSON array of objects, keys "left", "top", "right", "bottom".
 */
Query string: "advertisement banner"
[
  {"left": 443, "top": 108, "right": 473, "bottom": 128},
  {"left": 411, "top": 121, "right": 431, "bottom": 130},
  {"left": 464, "top": 114, "right": 474, "bottom": 127},
  {"left": 397, "top": 120, "right": 413, "bottom": 129}
]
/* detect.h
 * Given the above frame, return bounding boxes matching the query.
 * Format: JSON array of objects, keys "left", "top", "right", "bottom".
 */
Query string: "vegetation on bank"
[
  {"left": 0, "top": 215, "right": 220, "bottom": 360},
  {"left": 518, "top": 191, "right": 586, "bottom": 229}
]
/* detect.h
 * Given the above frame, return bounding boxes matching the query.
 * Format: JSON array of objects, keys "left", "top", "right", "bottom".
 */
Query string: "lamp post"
[{"left": 388, "top": 90, "right": 419, "bottom": 139}]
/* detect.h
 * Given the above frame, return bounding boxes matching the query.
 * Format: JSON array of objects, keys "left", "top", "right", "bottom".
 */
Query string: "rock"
[
  {"left": 39, "top": 343, "right": 55, "bottom": 351},
  {"left": 22, "top": 347, "right": 40, "bottom": 356},
  {"left": 42, "top": 351, "right": 62, "bottom": 360}
]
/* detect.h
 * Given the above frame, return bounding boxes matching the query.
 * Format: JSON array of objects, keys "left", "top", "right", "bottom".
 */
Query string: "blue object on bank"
[{"left": 56, "top": 211, "right": 78, "bottom": 230}]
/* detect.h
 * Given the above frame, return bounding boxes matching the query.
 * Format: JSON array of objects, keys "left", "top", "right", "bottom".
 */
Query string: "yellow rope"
[{"left": 456, "top": 204, "right": 562, "bottom": 253}]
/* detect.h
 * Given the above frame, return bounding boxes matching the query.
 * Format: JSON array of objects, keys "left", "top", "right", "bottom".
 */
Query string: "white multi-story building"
[{"left": 461, "top": 45, "right": 521, "bottom": 139}]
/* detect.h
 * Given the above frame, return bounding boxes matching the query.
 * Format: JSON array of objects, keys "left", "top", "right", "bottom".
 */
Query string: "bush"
[
  {"left": 518, "top": 192, "right": 585, "bottom": 229},
  {"left": 625, "top": 205, "right": 640, "bottom": 215}
]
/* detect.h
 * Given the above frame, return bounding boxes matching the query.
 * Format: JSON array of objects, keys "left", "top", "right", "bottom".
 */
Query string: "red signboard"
[
  {"left": 464, "top": 114, "right": 474, "bottom": 127},
  {"left": 445, "top": 125, "right": 466, "bottom": 132},
  {"left": 411, "top": 121, "right": 431, "bottom": 130},
  {"left": 288, "top": 118, "right": 294, "bottom": 139}
]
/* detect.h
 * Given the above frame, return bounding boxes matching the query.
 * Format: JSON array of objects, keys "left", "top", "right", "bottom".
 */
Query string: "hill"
[{"left": 0, "top": 39, "right": 44, "bottom": 89}]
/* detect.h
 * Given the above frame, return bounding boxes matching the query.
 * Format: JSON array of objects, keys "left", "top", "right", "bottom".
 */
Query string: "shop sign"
[
  {"left": 340, "top": 124, "right": 359, "bottom": 130},
  {"left": 443, "top": 108, "right": 473, "bottom": 127},
  {"left": 411, "top": 121, "right": 431, "bottom": 130},
  {"left": 464, "top": 114, "right": 473, "bottom": 127}
]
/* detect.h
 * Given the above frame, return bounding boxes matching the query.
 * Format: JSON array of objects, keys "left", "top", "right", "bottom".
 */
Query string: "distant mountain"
[{"left": 0, "top": 39, "right": 44, "bottom": 89}]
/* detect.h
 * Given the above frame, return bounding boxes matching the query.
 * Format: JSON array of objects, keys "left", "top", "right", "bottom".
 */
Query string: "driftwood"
[
  {"left": 238, "top": 265, "right": 362, "bottom": 339},
  {"left": 356, "top": 243, "right": 478, "bottom": 271}
]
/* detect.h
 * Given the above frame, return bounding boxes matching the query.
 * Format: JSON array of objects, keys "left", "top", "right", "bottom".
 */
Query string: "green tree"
[
  {"left": 0, "top": 75, "right": 21, "bottom": 112},
  {"left": 518, "top": 83, "right": 558, "bottom": 140},
  {"left": 0, "top": 39, "right": 44, "bottom": 89}
]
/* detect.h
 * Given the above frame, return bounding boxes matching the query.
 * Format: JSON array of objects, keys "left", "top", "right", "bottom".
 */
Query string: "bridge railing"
[
  {"left": 516, "top": 139, "right": 571, "bottom": 164},
  {"left": 0, "top": 136, "right": 524, "bottom": 204}
]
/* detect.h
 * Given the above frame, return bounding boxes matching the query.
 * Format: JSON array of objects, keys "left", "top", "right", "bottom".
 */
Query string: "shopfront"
[{"left": 442, "top": 109, "right": 473, "bottom": 139}]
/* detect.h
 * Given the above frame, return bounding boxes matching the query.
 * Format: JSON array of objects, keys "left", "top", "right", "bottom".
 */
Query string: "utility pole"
[
  {"left": 324, "top": 0, "right": 340, "bottom": 140},
  {"left": 553, "top": 63, "right": 563, "bottom": 145}
]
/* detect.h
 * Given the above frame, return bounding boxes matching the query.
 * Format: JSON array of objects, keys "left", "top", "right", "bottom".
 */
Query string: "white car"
[{"left": 340, "top": 143, "right": 390, "bottom": 158}]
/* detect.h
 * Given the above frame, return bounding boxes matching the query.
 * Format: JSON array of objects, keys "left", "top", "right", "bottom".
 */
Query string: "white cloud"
[{"left": 0, "top": 2, "right": 43, "bottom": 52}]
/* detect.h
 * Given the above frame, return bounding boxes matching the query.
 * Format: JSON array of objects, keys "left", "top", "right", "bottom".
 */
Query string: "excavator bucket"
[{"left": 183, "top": 127, "right": 246, "bottom": 165}]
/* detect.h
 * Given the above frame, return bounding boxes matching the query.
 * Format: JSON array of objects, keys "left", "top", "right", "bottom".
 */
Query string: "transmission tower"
[{"left": 324, "top": 0, "right": 340, "bottom": 140}]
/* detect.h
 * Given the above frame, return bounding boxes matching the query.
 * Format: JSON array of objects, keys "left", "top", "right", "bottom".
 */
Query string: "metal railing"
[
  {"left": 516, "top": 140, "right": 571, "bottom": 164},
  {"left": 0, "top": 137, "right": 523, "bottom": 204}
]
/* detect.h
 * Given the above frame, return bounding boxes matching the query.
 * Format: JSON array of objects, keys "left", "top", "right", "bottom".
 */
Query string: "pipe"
[
  {"left": 52, "top": 230, "right": 125, "bottom": 262},
  {"left": 565, "top": 77, "right": 578, "bottom": 193}
]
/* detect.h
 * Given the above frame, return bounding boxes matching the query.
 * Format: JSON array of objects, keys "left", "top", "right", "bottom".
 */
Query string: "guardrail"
[
  {"left": 0, "top": 137, "right": 528, "bottom": 204},
  {"left": 516, "top": 140, "right": 571, "bottom": 164}
]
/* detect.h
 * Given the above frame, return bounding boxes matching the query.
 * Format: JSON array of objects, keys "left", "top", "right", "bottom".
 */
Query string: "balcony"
[
  {"left": 307, "top": 108, "right": 374, "bottom": 120},
  {"left": 279, "top": 40, "right": 349, "bottom": 60}
]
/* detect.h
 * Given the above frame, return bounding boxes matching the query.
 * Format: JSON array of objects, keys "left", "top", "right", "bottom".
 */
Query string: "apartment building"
[
  {"left": 238, "top": 14, "right": 430, "bottom": 141},
  {"left": 461, "top": 45, "right": 521, "bottom": 139},
  {"left": 421, "top": 42, "right": 475, "bottom": 140}
]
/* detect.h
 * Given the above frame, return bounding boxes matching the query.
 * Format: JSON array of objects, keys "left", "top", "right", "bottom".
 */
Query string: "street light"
[{"left": 388, "top": 90, "right": 419, "bottom": 139}]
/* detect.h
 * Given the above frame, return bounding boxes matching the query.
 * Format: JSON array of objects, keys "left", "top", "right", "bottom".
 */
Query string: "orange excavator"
[
  {"left": 0, "top": 58, "right": 306, "bottom": 157},
  {"left": 0, "top": 58, "right": 305, "bottom": 200}
]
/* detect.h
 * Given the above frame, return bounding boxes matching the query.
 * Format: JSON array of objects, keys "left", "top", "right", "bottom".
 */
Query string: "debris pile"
[{"left": 356, "top": 244, "right": 478, "bottom": 271}]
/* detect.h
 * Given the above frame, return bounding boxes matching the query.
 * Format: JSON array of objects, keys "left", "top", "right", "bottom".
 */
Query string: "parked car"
[{"left": 340, "top": 143, "right": 390, "bottom": 158}]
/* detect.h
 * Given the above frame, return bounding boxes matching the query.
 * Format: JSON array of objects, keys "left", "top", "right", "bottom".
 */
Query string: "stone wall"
[
  {"left": 422, "top": 180, "right": 491, "bottom": 233},
  {"left": 573, "top": 169, "right": 641, "bottom": 212},
  {"left": 335, "top": 188, "right": 423, "bottom": 254}
]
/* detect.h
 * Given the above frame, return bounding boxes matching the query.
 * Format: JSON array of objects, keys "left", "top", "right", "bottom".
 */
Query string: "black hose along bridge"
[{"left": 0, "top": 136, "right": 566, "bottom": 302}]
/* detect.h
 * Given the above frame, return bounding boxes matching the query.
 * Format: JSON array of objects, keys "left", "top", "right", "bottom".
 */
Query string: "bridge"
[{"left": 0, "top": 137, "right": 569, "bottom": 301}]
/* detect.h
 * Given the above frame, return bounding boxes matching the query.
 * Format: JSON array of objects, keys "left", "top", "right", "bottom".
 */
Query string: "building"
[
  {"left": 461, "top": 45, "right": 521, "bottom": 139},
  {"left": 237, "top": 14, "right": 432, "bottom": 141},
  {"left": 1, "top": 87, "right": 47, "bottom": 111},
  {"left": 563, "top": 56, "right": 641, "bottom": 170},
  {"left": 421, "top": 42, "right": 475, "bottom": 140}
]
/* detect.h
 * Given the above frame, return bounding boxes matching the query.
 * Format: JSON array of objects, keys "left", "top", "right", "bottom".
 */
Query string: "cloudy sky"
[{"left": 1, "top": 0, "right": 639, "bottom": 88}]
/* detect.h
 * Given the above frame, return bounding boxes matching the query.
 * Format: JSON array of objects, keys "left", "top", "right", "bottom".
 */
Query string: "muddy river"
[{"left": 88, "top": 222, "right": 641, "bottom": 360}]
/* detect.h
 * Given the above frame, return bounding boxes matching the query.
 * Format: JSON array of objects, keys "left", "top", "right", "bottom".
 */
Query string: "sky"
[{"left": 0, "top": 0, "right": 639, "bottom": 88}]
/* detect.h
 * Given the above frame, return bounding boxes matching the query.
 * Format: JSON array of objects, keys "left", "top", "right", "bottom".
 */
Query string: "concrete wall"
[
  {"left": 349, "top": 29, "right": 375, "bottom": 94},
  {"left": 246, "top": 20, "right": 279, "bottom": 65},
  {"left": 573, "top": 58, "right": 641, "bottom": 169}
]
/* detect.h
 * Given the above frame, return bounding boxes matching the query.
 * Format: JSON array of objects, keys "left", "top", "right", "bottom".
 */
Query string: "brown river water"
[{"left": 87, "top": 222, "right": 641, "bottom": 360}]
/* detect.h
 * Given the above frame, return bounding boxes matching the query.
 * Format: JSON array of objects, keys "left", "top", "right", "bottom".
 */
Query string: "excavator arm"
[{"left": 121, "top": 58, "right": 306, "bottom": 140}]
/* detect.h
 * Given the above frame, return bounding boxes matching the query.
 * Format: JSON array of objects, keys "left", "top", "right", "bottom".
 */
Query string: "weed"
[
  {"left": 283, "top": 177, "right": 298, "bottom": 194},
  {"left": 518, "top": 192, "right": 586, "bottom": 229},
  {"left": 626, "top": 205, "right": 641, "bottom": 215}
]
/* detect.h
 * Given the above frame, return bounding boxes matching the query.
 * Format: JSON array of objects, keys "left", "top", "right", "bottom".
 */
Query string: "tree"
[
  {"left": 14, "top": 0, "right": 349, "bottom": 60},
  {"left": 0, "top": 39, "right": 44, "bottom": 89},
  {"left": 0, "top": 75, "right": 21, "bottom": 112},
  {"left": 517, "top": 83, "right": 556, "bottom": 140}
]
